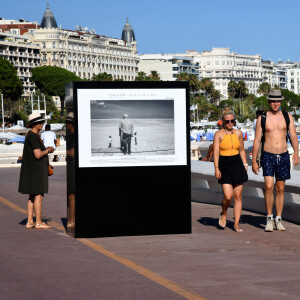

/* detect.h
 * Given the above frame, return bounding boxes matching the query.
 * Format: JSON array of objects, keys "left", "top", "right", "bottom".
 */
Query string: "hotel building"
[
  {"left": 0, "top": 29, "right": 41, "bottom": 97},
  {"left": 138, "top": 54, "right": 199, "bottom": 81},
  {"left": 183, "top": 48, "right": 263, "bottom": 99},
  {"left": 32, "top": 4, "right": 138, "bottom": 81}
]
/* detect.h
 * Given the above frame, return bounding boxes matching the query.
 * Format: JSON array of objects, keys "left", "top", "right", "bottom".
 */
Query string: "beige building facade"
[
  {"left": 32, "top": 27, "right": 138, "bottom": 80},
  {"left": 138, "top": 54, "right": 199, "bottom": 81},
  {"left": 0, "top": 31, "right": 41, "bottom": 97}
]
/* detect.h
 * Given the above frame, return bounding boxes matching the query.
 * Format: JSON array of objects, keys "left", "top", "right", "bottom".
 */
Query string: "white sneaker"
[
  {"left": 265, "top": 217, "right": 275, "bottom": 232},
  {"left": 275, "top": 219, "right": 286, "bottom": 231}
]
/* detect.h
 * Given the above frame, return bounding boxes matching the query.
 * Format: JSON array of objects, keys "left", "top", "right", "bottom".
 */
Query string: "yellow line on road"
[
  {"left": 78, "top": 238, "right": 206, "bottom": 300},
  {"left": 0, "top": 196, "right": 27, "bottom": 214},
  {"left": 0, "top": 195, "right": 206, "bottom": 300}
]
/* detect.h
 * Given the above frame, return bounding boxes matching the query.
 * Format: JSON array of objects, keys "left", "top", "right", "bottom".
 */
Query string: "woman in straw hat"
[{"left": 18, "top": 113, "right": 54, "bottom": 229}]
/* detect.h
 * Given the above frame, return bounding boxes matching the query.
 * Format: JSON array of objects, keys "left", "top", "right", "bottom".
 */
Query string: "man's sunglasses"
[
  {"left": 268, "top": 100, "right": 282, "bottom": 104},
  {"left": 224, "top": 119, "right": 235, "bottom": 124}
]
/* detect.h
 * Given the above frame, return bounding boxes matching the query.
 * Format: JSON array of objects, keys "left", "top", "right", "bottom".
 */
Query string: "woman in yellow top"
[{"left": 213, "top": 108, "right": 248, "bottom": 232}]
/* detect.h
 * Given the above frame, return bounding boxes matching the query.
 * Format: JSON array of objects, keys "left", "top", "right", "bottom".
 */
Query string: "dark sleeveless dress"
[{"left": 18, "top": 131, "right": 49, "bottom": 194}]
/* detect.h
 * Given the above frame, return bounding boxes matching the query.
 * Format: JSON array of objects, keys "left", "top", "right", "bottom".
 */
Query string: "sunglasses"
[
  {"left": 268, "top": 100, "right": 282, "bottom": 104},
  {"left": 224, "top": 119, "right": 235, "bottom": 124}
]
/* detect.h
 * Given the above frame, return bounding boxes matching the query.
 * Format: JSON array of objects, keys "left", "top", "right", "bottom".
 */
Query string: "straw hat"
[
  {"left": 66, "top": 112, "right": 74, "bottom": 123},
  {"left": 27, "top": 113, "right": 46, "bottom": 128},
  {"left": 267, "top": 90, "right": 284, "bottom": 101}
]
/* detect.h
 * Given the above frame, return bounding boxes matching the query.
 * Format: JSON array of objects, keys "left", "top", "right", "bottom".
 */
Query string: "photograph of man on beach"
[{"left": 90, "top": 100, "right": 175, "bottom": 157}]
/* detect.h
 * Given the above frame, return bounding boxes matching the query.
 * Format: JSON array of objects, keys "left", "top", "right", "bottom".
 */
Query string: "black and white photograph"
[
  {"left": 77, "top": 87, "right": 187, "bottom": 167},
  {"left": 90, "top": 100, "right": 174, "bottom": 157}
]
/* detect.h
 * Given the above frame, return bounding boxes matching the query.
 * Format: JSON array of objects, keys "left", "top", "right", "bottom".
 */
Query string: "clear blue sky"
[{"left": 2, "top": 0, "right": 300, "bottom": 62}]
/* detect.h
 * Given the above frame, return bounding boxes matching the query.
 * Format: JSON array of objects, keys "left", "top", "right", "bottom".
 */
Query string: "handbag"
[{"left": 48, "top": 164, "right": 54, "bottom": 176}]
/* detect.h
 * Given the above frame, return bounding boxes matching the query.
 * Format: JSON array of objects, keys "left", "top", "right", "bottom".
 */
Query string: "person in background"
[
  {"left": 119, "top": 114, "right": 134, "bottom": 155},
  {"left": 203, "top": 120, "right": 223, "bottom": 162},
  {"left": 213, "top": 108, "right": 248, "bottom": 232},
  {"left": 18, "top": 113, "right": 54, "bottom": 229},
  {"left": 41, "top": 124, "right": 58, "bottom": 162},
  {"left": 108, "top": 136, "right": 112, "bottom": 148}
]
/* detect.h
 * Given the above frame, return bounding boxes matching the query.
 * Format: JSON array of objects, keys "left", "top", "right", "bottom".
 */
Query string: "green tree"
[
  {"left": 227, "top": 80, "right": 239, "bottom": 99},
  {"left": 135, "top": 71, "right": 150, "bottom": 81},
  {"left": 149, "top": 70, "right": 160, "bottom": 81},
  {"left": 92, "top": 72, "right": 113, "bottom": 81},
  {"left": 227, "top": 80, "right": 248, "bottom": 99},
  {"left": 281, "top": 89, "right": 300, "bottom": 107},
  {"left": 210, "top": 89, "right": 222, "bottom": 105},
  {"left": 199, "top": 78, "right": 214, "bottom": 98},
  {"left": 176, "top": 73, "right": 201, "bottom": 94},
  {"left": 257, "top": 82, "right": 271, "bottom": 96},
  {"left": 31, "top": 66, "right": 81, "bottom": 115},
  {"left": 237, "top": 81, "right": 248, "bottom": 99},
  {"left": 0, "top": 57, "right": 23, "bottom": 115},
  {"left": 254, "top": 96, "right": 269, "bottom": 111}
]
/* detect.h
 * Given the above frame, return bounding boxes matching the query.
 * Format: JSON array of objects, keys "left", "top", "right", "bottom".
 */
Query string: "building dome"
[
  {"left": 121, "top": 18, "right": 136, "bottom": 44},
  {"left": 41, "top": 1, "right": 58, "bottom": 29}
]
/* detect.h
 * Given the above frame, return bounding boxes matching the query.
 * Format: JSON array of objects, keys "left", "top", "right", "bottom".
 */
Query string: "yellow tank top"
[{"left": 219, "top": 132, "right": 240, "bottom": 156}]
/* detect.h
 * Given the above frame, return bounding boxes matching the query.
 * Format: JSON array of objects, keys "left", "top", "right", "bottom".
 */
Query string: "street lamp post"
[{"left": 1, "top": 93, "right": 4, "bottom": 133}]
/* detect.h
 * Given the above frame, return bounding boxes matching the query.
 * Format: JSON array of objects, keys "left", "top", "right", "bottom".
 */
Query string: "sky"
[
  {"left": 90, "top": 100, "right": 174, "bottom": 119},
  {"left": 2, "top": 0, "right": 300, "bottom": 62}
]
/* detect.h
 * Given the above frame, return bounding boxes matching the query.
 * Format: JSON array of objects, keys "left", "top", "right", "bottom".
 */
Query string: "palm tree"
[
  {"left": 135, "top": 71, "right": 149, "bottom": 81},
  {"left": 257, "top": 82, "right": 271, "bottom": 96},
  {"left": 92, "top": 72, "right": 113, "bottom": 81},
  {"left": 199, "top": 78, "right": 214, "bottom": 98},
  {"left": 210, "top": 89, "right": 222, "bottom": 105},
  {"left": 149, "top": 70, "right": 160, "bottom": 81},
  {"left": 227, "top": 80, "right": 238, "bottom": 99},
  {"left": 176, "top": 73, "right": 200, "bottom": 94},
  {"left": 237, "top": 81, "right": 248, "bottom": 100}
]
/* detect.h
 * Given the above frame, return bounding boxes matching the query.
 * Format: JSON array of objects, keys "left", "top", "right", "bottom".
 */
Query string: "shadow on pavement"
[{"left": 197, "top": 214, "right": 266, "bottom": 230}]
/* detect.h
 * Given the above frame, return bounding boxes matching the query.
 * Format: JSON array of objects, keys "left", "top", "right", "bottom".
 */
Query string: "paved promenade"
[{"left": 1, "top": 167, "right": 300, "bottom": 299}]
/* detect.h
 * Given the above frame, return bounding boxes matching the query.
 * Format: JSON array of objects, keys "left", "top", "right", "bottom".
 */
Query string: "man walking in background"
[
  {"left": 41, "top": 124, "right": 58, "bottom": 162},
  {"left": 119, "top": 114, "right": 134, "bottom": 155},
  {"left": 252, "top": 90, "right": 299, "bottom": 232}
]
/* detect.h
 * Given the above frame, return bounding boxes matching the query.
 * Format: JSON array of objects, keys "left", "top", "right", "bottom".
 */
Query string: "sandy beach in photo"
[{"left": 91, "top": 119, "right": 174, "bottom": 156}]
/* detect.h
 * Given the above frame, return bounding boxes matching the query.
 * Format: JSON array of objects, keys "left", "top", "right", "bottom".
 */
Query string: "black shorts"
[{"left": 218, "top": 154, "right": 248, "bottom": 186}]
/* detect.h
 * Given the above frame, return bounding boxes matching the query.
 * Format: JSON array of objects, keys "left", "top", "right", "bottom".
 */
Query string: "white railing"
[{"left": 191, "top": 160, "right": 300, "bottom": 224}]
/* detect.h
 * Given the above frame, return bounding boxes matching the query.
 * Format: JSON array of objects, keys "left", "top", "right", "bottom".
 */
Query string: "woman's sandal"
[
  {"left": 25, "top": 223, "right": 35, "bottom": 229},
  {"left": 35, "top": 223, "right": 52, "bottom": 229},
  {"left": 234, "top": 227, "right": 243, "bottom": 232},
  {"left": 218, "top": 213, "right": 226, "bottom": 229}
]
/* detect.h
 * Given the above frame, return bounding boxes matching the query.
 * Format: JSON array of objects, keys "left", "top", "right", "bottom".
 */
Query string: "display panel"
[{"left": 77, "top": 88, "right": 187, "bottom": 167}]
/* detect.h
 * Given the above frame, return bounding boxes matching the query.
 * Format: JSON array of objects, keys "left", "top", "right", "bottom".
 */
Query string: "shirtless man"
[{"left": 252, "top": 90, "right": 299, "bottom": 232}]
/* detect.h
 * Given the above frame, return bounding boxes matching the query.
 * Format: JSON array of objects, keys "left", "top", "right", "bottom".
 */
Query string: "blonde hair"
[{"left": 221, "top": 108, "right": 235, "bottom": 121}]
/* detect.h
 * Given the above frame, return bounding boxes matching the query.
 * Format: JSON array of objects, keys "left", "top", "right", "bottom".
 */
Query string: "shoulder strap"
[
  {"left": 261, "top": 112, "right": 266, "bottom": 134},
  {"left": 282, "top": 111, "right": 290, "bottom": 133},
  {"left": 260, "top": 112, "right": 266, "bottom": 155},
  {"left": 282, "top": 111, "right": 291, "bottom": 143}
]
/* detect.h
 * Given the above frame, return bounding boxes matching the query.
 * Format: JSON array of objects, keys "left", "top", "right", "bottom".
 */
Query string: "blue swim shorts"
[{"left": 260, "top": 151, "right": 290, "bottom": 181}]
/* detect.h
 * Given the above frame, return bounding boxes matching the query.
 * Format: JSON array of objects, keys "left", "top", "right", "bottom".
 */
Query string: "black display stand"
[{"left": 65, "top": 81, "right": 191, "bottom": 238}]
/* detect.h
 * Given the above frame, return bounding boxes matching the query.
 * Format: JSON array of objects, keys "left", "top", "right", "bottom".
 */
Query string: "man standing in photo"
[
  {"left": 252, "top": 90, "right": 299, "bottom": 232},
  {"left": 41, "top": 124, "right": 58, "bottom": 162},
  {"left": 119, "top": 114, "right": 134, "bottom": 155}
]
